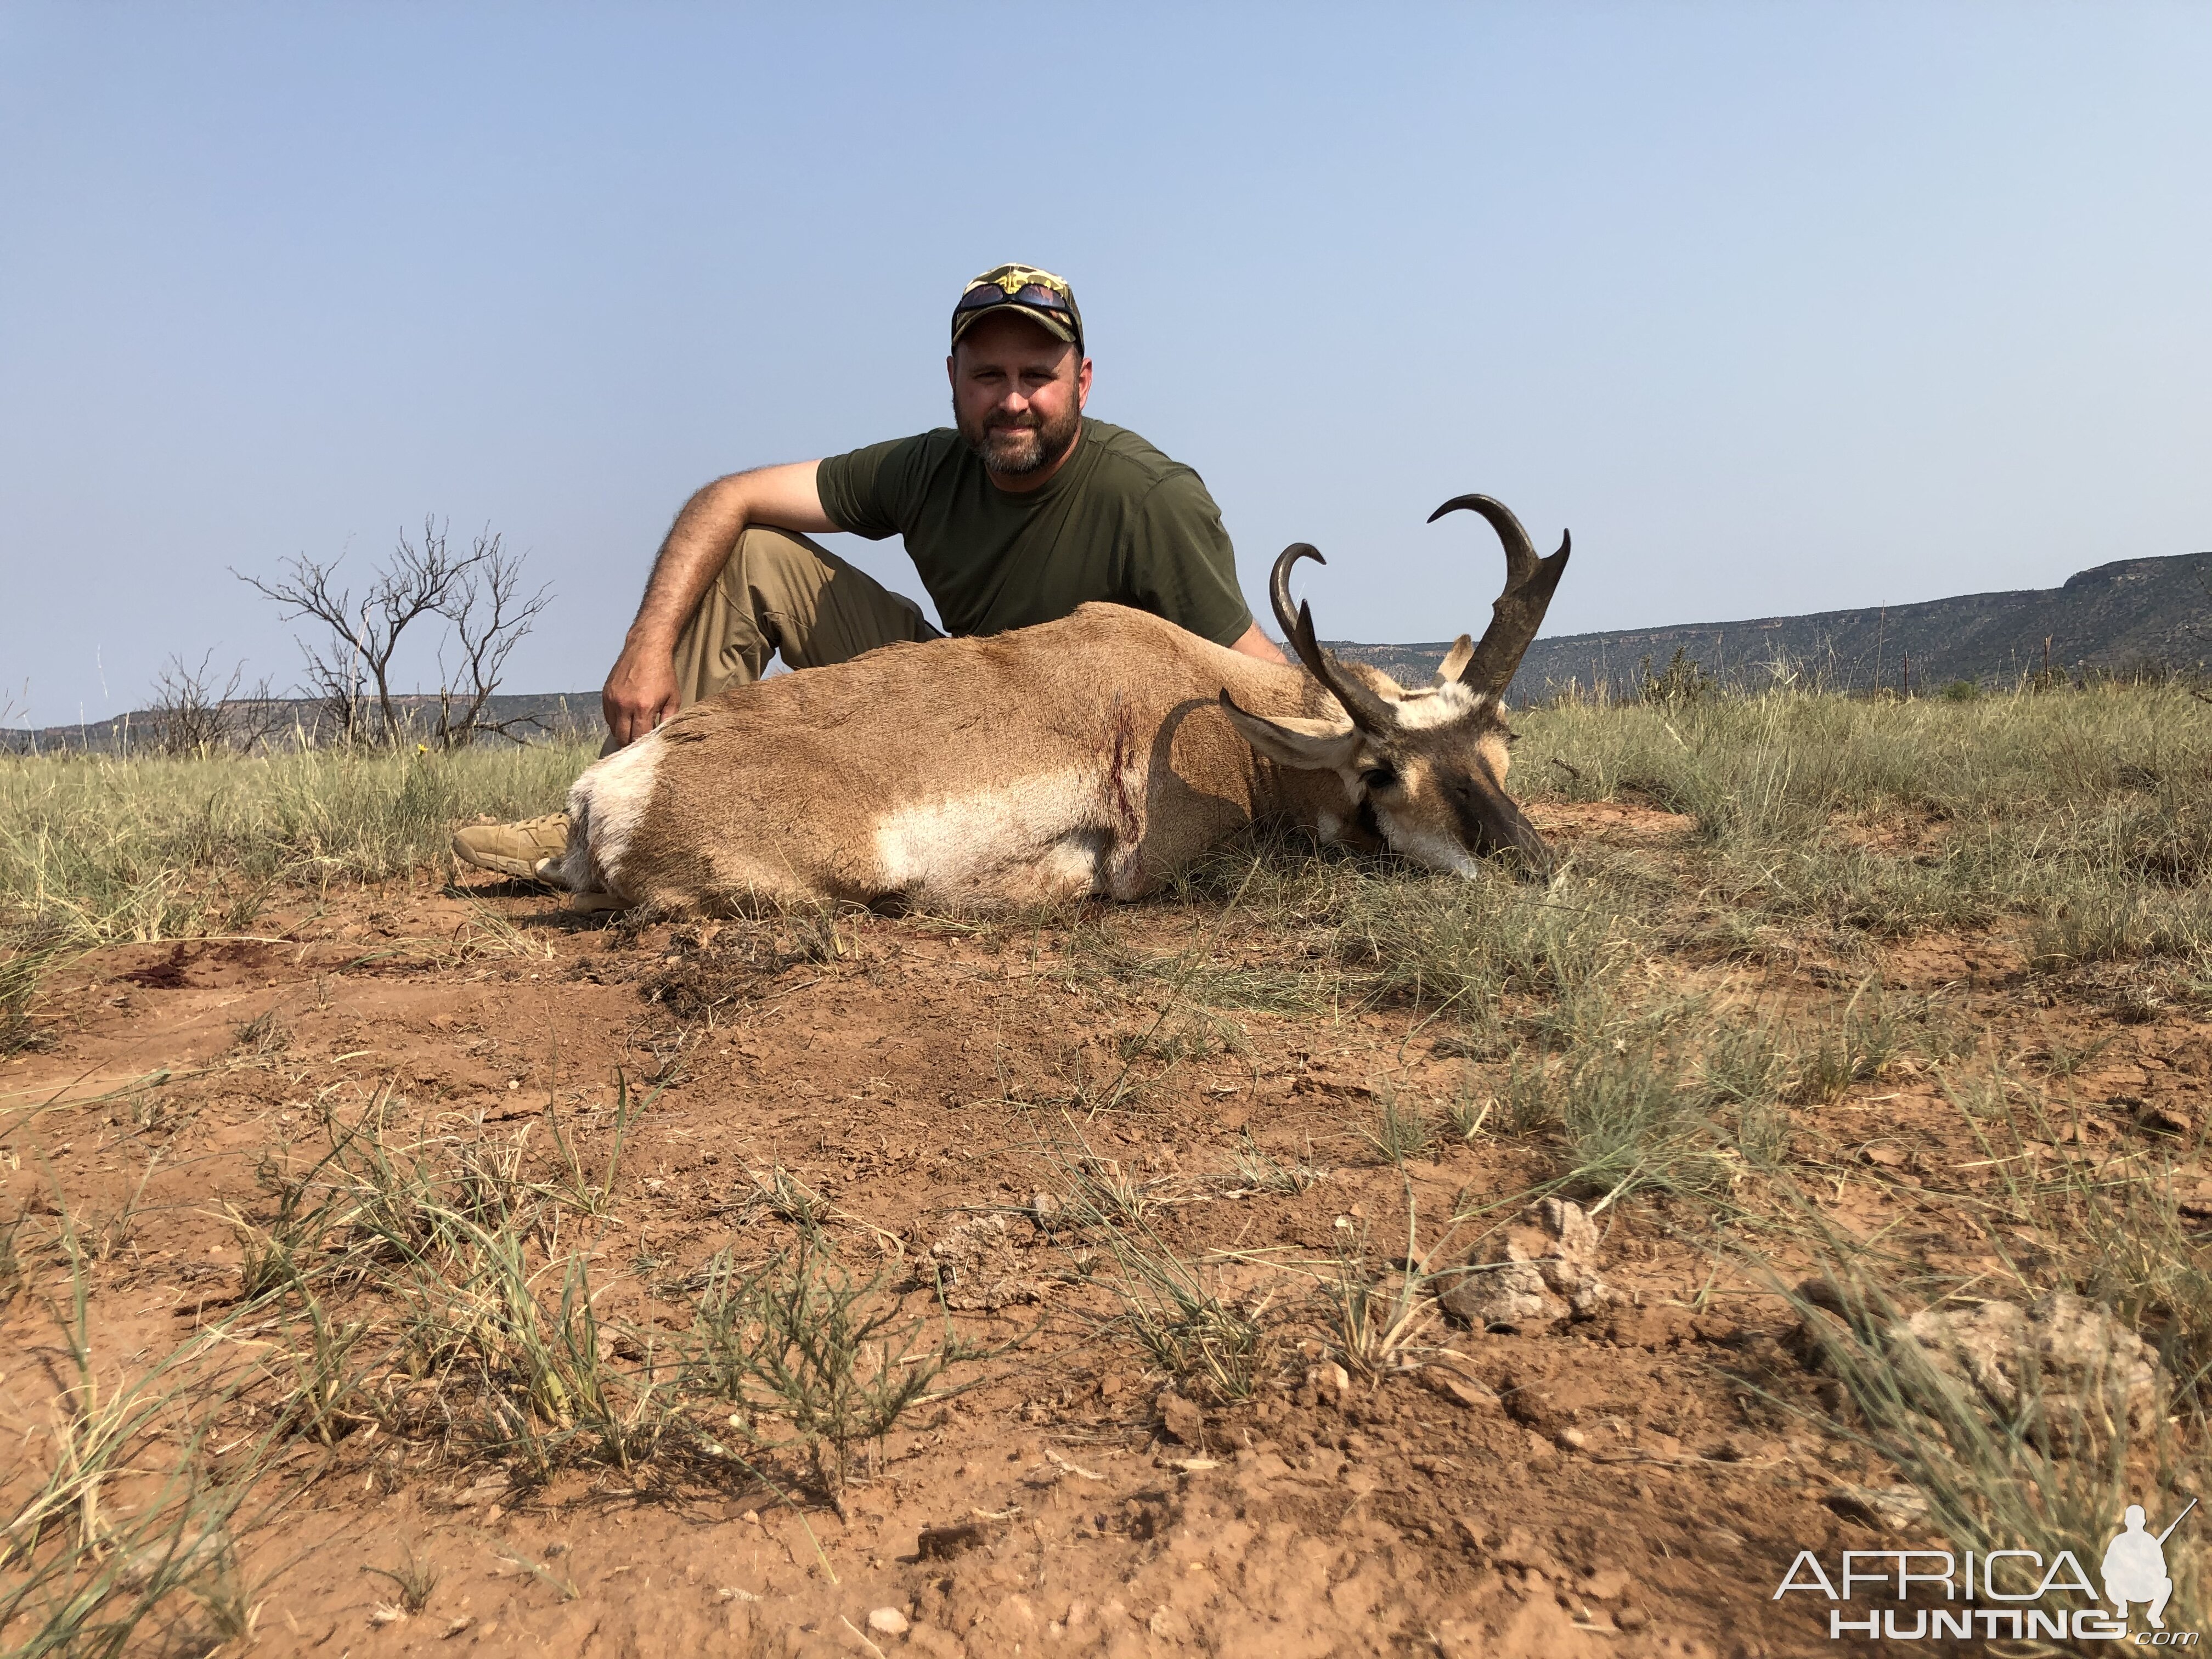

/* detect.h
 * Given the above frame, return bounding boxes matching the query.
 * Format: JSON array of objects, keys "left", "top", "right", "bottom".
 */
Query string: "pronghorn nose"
[{"left": 1469, "top": 788, "right": 1553, "bottom": 877}]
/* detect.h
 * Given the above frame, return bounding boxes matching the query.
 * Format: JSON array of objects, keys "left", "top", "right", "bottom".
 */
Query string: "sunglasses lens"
[{"left": 956, "top": 282, "right": 1069, "bottom": 314}]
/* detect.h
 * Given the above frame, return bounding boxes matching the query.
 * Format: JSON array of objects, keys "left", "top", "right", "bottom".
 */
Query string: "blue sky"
[{"left": 4, "top": 3, "right": 2208, "bottom": 725}]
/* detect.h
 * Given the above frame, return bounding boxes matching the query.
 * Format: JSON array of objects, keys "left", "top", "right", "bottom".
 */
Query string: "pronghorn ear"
[
  {"left": 1217, "top": 690, "right": 1365, "bottom": 771},
  {"left": 1436, "top": 634, "right": 1475, "bottom": 686}
]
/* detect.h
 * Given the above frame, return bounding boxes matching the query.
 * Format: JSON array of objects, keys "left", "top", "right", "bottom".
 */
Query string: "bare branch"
[
  {"left": 239, "top": 517, "right": 550, "bottom": 749},
  {"left": 145, "top": 652, "right": 247, "bottom": 756},
  {"left": 431, "top": 528, "right": 554, "bottom": 748}
]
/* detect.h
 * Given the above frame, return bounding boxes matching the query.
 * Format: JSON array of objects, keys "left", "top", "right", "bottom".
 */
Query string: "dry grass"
[
  {"left": 0, "top": 740, "right": 590, "bottom": 952},
  {"left": 4, "top": 680, "right": 2210, "bottom": 1639}
]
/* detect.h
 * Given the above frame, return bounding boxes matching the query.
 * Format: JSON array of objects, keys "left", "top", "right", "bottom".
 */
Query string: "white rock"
[
  {"left": 1889, "top": 1291, "right": 2163, "bottom": 1443},
  {"left": 866, "top": 1606, "right": 911, "bottom": 1636},
  {"left": 1440, "top": 1199, "right": 1613, "bottom": 1330}
]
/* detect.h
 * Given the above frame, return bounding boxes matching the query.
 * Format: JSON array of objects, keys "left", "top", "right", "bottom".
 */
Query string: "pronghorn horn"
[
  {"left": 1267, "top": 542, "right": 1395, "bottom": 735},
  {"left": 1429, "top": 494, "right": 1572, "bottom": 699},
  {"left": 1268, "top": 541, "right": 1310, "bottom": 642}
]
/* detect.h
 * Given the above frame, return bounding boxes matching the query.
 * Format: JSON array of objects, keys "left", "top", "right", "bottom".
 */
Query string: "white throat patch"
[{"left": 1374, "top": 808, "right": 1483, "bottom": 877}]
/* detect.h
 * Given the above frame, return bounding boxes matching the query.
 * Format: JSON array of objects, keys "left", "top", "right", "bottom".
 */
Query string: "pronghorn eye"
[{"left": 1360, "top": 765, "right": 1400, "bottom": 792}]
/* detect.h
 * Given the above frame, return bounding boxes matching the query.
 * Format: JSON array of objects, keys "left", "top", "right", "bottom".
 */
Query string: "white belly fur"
[{"left": 870, "top": 771, "right": 1111, "bottom": 904}]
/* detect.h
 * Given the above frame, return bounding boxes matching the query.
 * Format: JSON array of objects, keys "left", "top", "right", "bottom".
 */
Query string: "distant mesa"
[
  {"left": 1331, "top": 550, "right": 2212, "bottom": 701},
  {"left": 1, "top": 692, "right": 607, "bottom": 757},
  {"left": 6, "top": 551, "right": 2208, "bottom": 754}
]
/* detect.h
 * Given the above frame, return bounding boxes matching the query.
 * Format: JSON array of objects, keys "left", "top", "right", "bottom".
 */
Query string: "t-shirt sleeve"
[
  {"left": 815, "top": 435, "right": 934, "bottom": 541},
  {"left": 1126, "top": 470, "right": 1255, "bottom": 647}
]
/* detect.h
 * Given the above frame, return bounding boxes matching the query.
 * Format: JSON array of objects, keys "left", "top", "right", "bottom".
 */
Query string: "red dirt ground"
[{"left": 5, "top": 802, "right": 2207, "bottom": 1657}]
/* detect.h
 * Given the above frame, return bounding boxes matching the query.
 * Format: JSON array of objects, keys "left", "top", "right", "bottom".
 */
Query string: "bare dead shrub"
[{"left": 236, "top": 518, "right": 550, "bottom": 748}]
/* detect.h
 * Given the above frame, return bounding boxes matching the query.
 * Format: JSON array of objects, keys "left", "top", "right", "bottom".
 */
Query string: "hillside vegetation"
[{"left": 1342, "top": 549, "right": 2212, "bottom": 701}]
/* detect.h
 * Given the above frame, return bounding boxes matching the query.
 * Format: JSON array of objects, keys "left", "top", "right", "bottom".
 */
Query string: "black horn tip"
[
  {"left": 1217, "top": 687, "right": 1246, "bottom": 714},
  {"left": 1555, "top": 529, "right": 1572, "bottom": 561},
  {"left": 1282, "top": 541, "right": 1326, "bottom": 566},
  {"left": 1427, "top": 493, "right": 1489, "bottom": 524}
]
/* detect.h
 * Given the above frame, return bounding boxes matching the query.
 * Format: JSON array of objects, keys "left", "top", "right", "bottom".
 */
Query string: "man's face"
[{"left": 947, "top": 311, "right": 1092, "bottom": 480}]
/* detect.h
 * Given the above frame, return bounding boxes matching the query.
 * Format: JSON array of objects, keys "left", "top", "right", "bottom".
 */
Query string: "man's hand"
[
  {"left": 604, "top": 460, "right": 838, "bottom": 749},
  {"left": 602, "top": 643, "right": 681, "bottom": 748}
]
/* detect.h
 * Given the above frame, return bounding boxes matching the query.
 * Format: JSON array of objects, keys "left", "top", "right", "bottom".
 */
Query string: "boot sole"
[{"left": 452, "top": 844, "right": 558, "bottom": 883}]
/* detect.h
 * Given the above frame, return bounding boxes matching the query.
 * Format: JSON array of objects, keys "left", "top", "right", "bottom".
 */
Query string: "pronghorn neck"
[{"left": 1215, "top": 653, "right": 1380, "bottom": 842}]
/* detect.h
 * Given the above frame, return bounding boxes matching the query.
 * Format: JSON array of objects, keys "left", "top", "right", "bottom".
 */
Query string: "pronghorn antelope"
[{"left": 549, "top": 494, "right": 1570, "bottom": 913}]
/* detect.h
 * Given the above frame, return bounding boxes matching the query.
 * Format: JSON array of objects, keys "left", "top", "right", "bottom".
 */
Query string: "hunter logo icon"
[
  {"left": 1771, "top": 1494, "right": 2204, "bottom": 1641},
  {"left": 2105, "top": 1498, "right": 2193, "bottom": 1630}
]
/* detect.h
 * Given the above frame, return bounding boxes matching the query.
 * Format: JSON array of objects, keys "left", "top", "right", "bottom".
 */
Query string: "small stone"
[
  {"left": 1888, "top": 1291, "right": 2164, "bottom": 1443},
  {"left": 1156, "top": 1390, "right": 1205, "bottom": 1446},
  {"left": 1614, "top": 1606, "right": 1649, "bottom": 1632},
  {"left": 917, "top": 1521, "right": 990, "bottom": 1559},
  {"left": 928, "top": 1214, "right": 1042, "bottom": 1311},
  {"left": 1148, "top": 1605, "right": 1195, "bottom": 1641},
  {"left": 1825, "top": 1483, "right": 1929, "bottom": 1531},
  {"left": 2143, "top": 1103, "right": 2194, "bottom": 1137},
  {"left": 1438, "top": 1198, "right": 1612, "bottom": 1330},
  {"left": 1555, "top": 1427, "right": 1588, "bottom": 1451},
  {"left": 1418, "top": 1367, "right": 1496, "bottom": 1409},
  {"left": 1489, "top": 1526, "right": 1562, "bottom": 1579},
  {"left": 866, "top": 1606, "right": 910, "bottom": 1636}
]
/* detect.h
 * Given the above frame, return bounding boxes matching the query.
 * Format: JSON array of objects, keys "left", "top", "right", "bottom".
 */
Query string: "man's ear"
[
  {"left": 1217, "top": 690, "right": 1365, "bottom": 771},
  {"left": 1076, "top": 354, "right": 1093, "bottom": 409}
]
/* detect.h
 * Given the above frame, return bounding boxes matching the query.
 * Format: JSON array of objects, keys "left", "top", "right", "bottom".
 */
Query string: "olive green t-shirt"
[{"left": 814, "top": 419, "right": 1253, "bottom": 647}]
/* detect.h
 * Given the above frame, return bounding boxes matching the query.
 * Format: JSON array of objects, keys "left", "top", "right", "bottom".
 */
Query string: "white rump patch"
[
  {"left": 560, "top": 730, "right": 665, "bottom": 894},
  {"left": 870, "top": 771, "right": 1110, "bottom": 904},
  {"left": 1390, "top": 682, "right": 1493, "bottom": 731}
]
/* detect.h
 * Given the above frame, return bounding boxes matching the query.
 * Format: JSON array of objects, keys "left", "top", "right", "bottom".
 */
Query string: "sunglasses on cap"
[{"left": 953, "top": 279, "right": 1076, "bottom": 318}]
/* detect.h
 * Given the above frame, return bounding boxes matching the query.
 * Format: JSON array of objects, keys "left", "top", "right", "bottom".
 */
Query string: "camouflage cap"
[{"left": 950, "top": 263, "right": 1084, "bottom": 354}]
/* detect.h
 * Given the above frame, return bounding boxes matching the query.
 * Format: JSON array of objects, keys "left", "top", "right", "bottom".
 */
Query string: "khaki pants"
[{"left": 668, "top": 526, "right": 940, "bottom": 706}]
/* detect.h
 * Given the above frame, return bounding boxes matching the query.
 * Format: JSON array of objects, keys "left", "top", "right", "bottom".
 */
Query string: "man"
[
  {"left": 2102, "top": 1504, "right": 2175, "bottom": 1630},
  {"left": 454, "top": 262, "right": 1285, "bottom": 880}
]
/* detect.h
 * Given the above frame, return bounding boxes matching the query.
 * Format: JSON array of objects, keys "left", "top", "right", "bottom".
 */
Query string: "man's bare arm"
[
  {"left": 603, "top": 460, "right": 836, "bottom": 746},
  {"left": 1227, "top": 622, "right": 1289, "bottom": 666}
]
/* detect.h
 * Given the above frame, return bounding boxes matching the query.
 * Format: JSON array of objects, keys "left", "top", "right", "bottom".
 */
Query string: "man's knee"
[{"left": 730, "top": 524, "right": 838, "bottom": 608}]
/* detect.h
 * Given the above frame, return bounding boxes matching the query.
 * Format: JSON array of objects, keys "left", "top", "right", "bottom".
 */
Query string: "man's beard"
[{"left": 957, "top": 401, "right": 1082, "bottom": 478}]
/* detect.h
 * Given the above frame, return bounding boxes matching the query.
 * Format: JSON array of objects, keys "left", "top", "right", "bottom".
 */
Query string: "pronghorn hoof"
[{"left": 566, "top": 890, "right": 629, "bottom": 915}]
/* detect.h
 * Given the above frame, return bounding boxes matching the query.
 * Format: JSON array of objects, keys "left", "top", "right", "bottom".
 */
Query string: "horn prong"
[{"left": 1266, "top": 542, "right": 1393, "bottom": 735}]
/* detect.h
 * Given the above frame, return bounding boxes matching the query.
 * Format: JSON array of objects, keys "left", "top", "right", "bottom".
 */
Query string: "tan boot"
[{"left": 452, "top": 812, "right": 570, "bottom": 881}]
